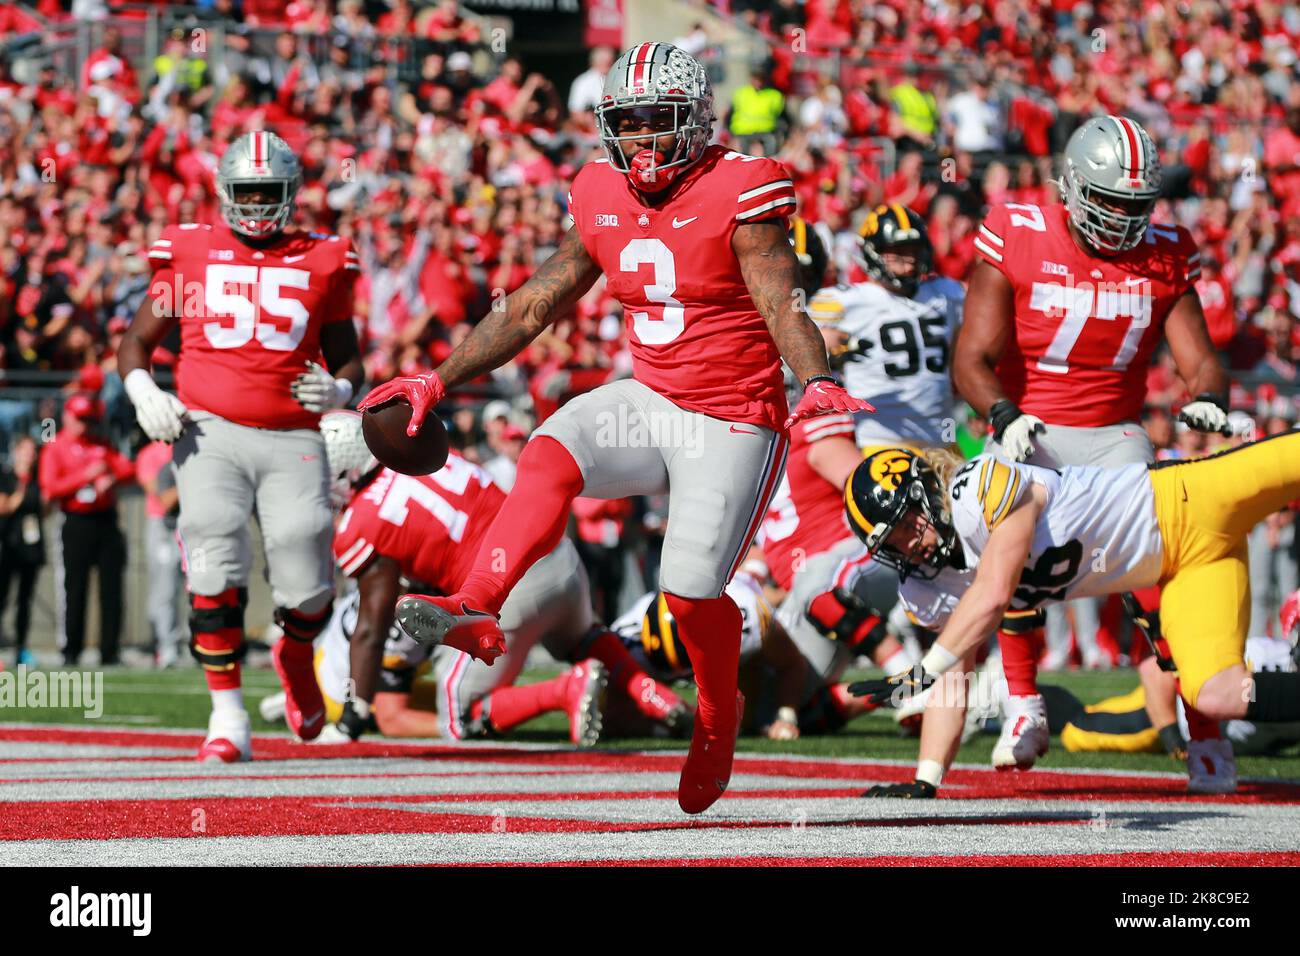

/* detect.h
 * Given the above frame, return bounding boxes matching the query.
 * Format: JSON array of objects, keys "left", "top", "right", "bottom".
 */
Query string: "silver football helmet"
[
  {"left": 595, "top": 42, "right": 714, "bottom": 192},
  {"left": 216, "top": 130, "right": 302, "bottom": 238},
  {"left": 320, "top": 410, "right": 379, "bottom": 505},
  {"left": 1059, "top": 115, "right": 1162, "bottom": 255}
]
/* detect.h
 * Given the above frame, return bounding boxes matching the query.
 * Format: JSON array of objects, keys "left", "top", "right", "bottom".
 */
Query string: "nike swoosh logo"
[
  {"left": 301, "top": 709, "right": 324, "bottom": 728},
  {"left": 729, "top": 425, "right": 757, "bottom": 435},
  {"left": 284, "top": 255, "right": 306, "bottom": 263},
  {"left": 672, "top": 217, "right": 699, "bottom": 229}
]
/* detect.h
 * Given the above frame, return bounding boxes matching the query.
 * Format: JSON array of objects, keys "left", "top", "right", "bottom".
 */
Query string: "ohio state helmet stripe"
[{"left": 1113, "top": 115, "right": 1143, "bottom": 176}]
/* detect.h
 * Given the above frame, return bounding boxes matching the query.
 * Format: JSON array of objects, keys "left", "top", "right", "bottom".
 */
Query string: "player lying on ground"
[
  {"left": 259, "top": 587, "right": 610, "bottom": 745},
  {"left": 120, "top": 131, "right": 364, "bottom": 762},
  {"left": 358, "top": 43, "right": 870, "bottom": 813},
  {"left": 317, "top": 410, "right": 685, "bottom": 742},
  {"left": 843, "top": 440, "right": 1300, "bottom": 763}
]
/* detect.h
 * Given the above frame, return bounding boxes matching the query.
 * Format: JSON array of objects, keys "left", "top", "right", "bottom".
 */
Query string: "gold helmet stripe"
[
  {"left": 844, "top": 473, "right": 874, "bottom": 538},
  {"left": 657, "top": 593, "right": 682, "bottom": 671},
  {"left": 891, "top": 203, "right": 911, "bottom": 231}
]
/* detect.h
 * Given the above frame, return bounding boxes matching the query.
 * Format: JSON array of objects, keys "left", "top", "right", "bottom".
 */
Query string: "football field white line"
[{"left": 4, "top": 799, "right": 1298, "bottom": 866}]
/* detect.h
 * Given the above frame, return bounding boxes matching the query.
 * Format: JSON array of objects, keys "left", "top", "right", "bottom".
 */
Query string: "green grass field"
[{"left": 6, "top": 663, "right": 1300, "bottom": 782}]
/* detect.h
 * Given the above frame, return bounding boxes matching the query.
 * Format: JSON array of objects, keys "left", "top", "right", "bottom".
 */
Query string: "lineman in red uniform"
[
  {"left": 119, "top": 131, "right": 364, "bottom": 762},
  {"left": 361, "top": 43, "right": 868, "bottom": 814},
  {"left": 319, "top": 411, "right": 686, "bottom": 743}
]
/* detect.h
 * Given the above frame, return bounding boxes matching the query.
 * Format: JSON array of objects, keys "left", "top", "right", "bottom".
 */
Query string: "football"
[{"left": 361, "top": 399, "right": 449, "bottom": 476}]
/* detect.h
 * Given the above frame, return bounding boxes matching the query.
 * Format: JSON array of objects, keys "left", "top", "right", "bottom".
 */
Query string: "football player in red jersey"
[
  {"left": 118, "top": 131, "right": 365, "bottom": 762},
  {"left": 319, "top": 411, "right": 687, "bottom": 743},
  {"left": 951, "top": 115, "right": 1230, "bottom": 770},
  {"left": 360, "top": 43, "right": 869, "bottom": 814}
]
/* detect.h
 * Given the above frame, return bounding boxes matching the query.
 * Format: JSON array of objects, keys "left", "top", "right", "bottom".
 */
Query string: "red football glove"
[
  {"left": 357, "top": 371, "right": 446, "bottom": 437},
  {"left": 784, "top": 377, "right": 874, "bottom": 430}
]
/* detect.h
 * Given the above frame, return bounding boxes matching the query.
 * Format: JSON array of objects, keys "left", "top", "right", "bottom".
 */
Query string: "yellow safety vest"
[{"left": 730, "top": 85, "right": 784, "bottom": 136}]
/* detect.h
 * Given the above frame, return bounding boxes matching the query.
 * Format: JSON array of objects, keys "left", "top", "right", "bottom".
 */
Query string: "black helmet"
[
  {"left": 640, "top": 591, "right": 692, "bottom": 677},
  {"left": 856, "top": 203, "right": 932, "bottom": 297},
  {"left": 844, "top": 448, "right": 956, "bottom": 582},
  {"left": 789, "top": 215, "right": 830, "bottom": 298}
]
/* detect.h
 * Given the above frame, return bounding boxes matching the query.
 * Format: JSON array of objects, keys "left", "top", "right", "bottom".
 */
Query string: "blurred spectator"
[
  {"left": 572, "top": 496, "right": 632, "bottom": 622},
  {"left": 136, "top": 441, "right": 184, "bottom": 668},
  {"left": 567, "top": 46, "right": 614, "bottom": 117},
  {"left": 483, "top": 423, "right": 526, "bottom": 492},
  {"left": 37, "top": 394, "right": 133, "bottom": 666},
  {"left": 0, "top": 435, "right": 44, "bottom": 666},
  {"left": 728, "top": 67, "right": 786, "bottom": 154}
]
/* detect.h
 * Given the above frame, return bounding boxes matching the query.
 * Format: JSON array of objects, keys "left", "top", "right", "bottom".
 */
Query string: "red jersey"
[
  {"left": 759, "top": 413, "right": 855, "bottom": 591},
  {"left": 974, "top": 202, "right": 1200, "bottom": 427},
  {"left": 38, "top": 432, "right": 135, "bottom": 515},
  {"left": 147, "top": 222, "right": 359, "bottom": 430},
  {"left": 332, "top": 453, "right": 505, "bottom": 593},
  {"left": 567, "top": 145, "right": 796, "bottom": 431}
]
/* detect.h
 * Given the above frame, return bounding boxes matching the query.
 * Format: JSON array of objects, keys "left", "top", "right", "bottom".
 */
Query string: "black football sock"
[{"left": 1245, "top": 671, "right": 1300, "bottom": 723}]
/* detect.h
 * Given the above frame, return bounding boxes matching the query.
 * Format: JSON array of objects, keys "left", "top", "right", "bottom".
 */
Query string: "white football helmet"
[
  {"left": 1059, "top": 115, "right": 1162, "bottom": 255},
  {"left": 320, "top": 410, "right": 379, "bottom": 504},
  {"left": 216, "top": 130, "right": 302, "bottom": 238},
  {"left": 595, "top": 42, "right": 714, "bottom": 192}
]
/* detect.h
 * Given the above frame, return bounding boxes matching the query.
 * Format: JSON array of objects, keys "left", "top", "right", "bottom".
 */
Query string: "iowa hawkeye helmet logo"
[{"left": 868, "top": 448, "right": 915, "bottom": 492}]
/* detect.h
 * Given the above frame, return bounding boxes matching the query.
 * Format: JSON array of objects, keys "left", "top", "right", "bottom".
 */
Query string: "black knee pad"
[
  {"left": 275, "top": 600, "right": 334, "bottom": 643},
  {"left": 806, "top": 587, "right": 887, "bottom": 655},
  {"left": 999, "top": 607, "right": 1045, "bottom": 635},
  {"left": 188, "top": 590, "right": 247, "bottom": 670}
]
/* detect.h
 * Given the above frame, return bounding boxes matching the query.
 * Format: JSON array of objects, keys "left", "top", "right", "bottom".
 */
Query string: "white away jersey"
[
  {"left": 947, "top": 455, "right": 1164, "bottom": 610},
  {"left": 809, "top": 276, "right": 963, "bottom": 446},
  {"left": 611, "top": 573, "right": 770, "bottom": 682}
]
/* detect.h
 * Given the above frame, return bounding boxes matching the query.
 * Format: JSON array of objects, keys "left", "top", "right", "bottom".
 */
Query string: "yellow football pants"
[{"left": 1149, "top": 430, "right": 1300, "bottom": 706}]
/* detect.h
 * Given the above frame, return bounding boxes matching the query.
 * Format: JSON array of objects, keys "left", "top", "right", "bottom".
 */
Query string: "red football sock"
[
  {"left": 1000, "top": 628, "right": 1040, "bottom": 697},
  {"left": 472, "top": 673, "right": 569, "bottom": 732},
  {"left": 276, "top": 635, "right": 314, "bottom": 667},
  {"left": 1177, "top": 678, "right": 1221, "bottom": 741},
  {"left": 662, "top": 592, "right": 741, "bottom": 727},
  {"left": 192, "top": 591, "right": 243, "bottom": 692},
  {"left": 458, "top": 437, "right": 584, "bottom": 615}
]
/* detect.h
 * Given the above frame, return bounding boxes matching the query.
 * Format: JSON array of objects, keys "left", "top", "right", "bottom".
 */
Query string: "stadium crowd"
[{"left": 1, "top": 0, "right": 1300, "bottom": 664}]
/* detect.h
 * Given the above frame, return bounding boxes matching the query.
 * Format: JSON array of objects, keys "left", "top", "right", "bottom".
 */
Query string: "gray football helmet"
[
  {"left": 216, "top": 130, "right": 302, "bottom": 238},
  {"left": 1059, "top": 115, "right": 1162, "bottom": 255},
  {"left": 320, "top": 410, "right": 379, "bottom": 505},
  {"left": 595, "top": 42, "right": 714, "bottom": 192}
]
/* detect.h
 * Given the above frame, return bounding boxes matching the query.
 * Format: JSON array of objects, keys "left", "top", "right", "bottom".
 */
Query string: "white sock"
[
  {"left": 211, "top": 688, "right": 245, "bottom": 716},
  {"left": 916, "top": 759, "right": 945, "bottom": 788}
]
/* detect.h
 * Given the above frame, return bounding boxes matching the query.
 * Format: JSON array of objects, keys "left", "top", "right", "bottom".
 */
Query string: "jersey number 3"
[
  {"left": 620, "top": 238, "right": 686, "bottom": 345},
  {"left": 204, "top": 264, "right": 311, "bottom": 351}
]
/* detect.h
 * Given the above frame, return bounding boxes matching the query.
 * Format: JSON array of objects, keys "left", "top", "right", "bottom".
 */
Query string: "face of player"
[
  {"left": 885, "top": 508, "right": 940, "bottom": 564},
  {"left": 610, "top": 105, "right": 680, "bottom": 161},
  {"left": 882, "top": 242, "right": 924, "bottom": 279},
  {"left": 232, "top": 184, "right": 283, "bottom": 208}
]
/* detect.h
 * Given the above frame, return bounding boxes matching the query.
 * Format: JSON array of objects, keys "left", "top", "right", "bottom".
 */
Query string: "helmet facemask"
[
  {"left": 1061, "top": 161, "right": 1157, "bottom": 256},
  {"left": 219, "top": 180, "right": 296, "bottom": 238}
]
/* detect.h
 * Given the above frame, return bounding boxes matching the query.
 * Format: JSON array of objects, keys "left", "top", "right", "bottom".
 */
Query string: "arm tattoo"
[
  {"left": 436, "top": 228, "right": 602, "bottom": 389},
  {"left": 734, "top": 222, "right": 831, "bottom": 384}
]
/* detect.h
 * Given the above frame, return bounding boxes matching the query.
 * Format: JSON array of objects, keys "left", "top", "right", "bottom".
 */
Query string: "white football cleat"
[
  {"left": 992, "top": 694, "right": 1049, "bottom": 771},
  {"left": 198, "top": 709, "right": 252, "bottom": 764},
  {"left": 1187, "top": 738, "right": 1237, "bottom": 795},
  {"left": 310, "top": 722, "right": 354, "bottom": 745},
  {"left": 258, "top": 690, "right": 287, "bottom": 725}
]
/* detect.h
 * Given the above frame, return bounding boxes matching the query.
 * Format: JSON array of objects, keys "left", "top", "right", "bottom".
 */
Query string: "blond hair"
[{"left": 918, "top": 445, "right": 967, "bottom": 493}]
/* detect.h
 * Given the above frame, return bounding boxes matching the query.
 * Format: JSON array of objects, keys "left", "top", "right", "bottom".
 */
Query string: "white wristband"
[
  {"left": 916, "top": 759, "right": 945, "bottom": 788},
  {"left": 920, "top": 644, "right": 960, "bottom": 676},
  {"left": 124, "top": 367, "right": 161, "bottom": 403}
]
